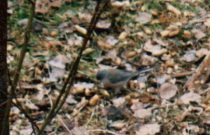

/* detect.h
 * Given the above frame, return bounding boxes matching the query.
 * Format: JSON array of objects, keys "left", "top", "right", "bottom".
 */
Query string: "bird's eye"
[{"left": 96, "top": 71, "right": 105, "bottom": 80}]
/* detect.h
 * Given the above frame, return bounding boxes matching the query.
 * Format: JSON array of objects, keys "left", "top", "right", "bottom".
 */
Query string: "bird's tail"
[{"left": 137, "top": 67, "right": 154, "bottom": 74}]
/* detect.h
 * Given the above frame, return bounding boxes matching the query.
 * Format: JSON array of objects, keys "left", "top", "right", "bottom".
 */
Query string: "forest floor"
[{"left": 8, "top": 0, "right": 210, "bottom": 135}]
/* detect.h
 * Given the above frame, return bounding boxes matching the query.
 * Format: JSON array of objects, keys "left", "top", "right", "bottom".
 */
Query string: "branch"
[
  {"left": 54, "top": 0, "right": 110, "bottom": 115},
  {"left": 37, "top": 1, "right": 110, "bottom": 134},
  {"left": 12, "top": 0, "right": 36, "bottom": 94},
  {"left": 7, "top": 0, "right": 38, "bottom": 134},
  {"left": 7, "top": 69, "right": 40, "bottom": 134}
]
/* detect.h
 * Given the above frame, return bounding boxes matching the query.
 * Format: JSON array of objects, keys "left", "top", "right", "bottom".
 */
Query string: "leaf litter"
[{"left": 8, "top": 0, "right": 210, "bottom": 134}]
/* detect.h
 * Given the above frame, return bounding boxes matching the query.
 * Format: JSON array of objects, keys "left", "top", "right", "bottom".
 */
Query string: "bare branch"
[{"left": 37, "top": 1, "right": 110, "bottom": 134}]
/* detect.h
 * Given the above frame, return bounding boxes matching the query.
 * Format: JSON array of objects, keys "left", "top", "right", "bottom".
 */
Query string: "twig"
[
  {"left": 54, "top": 0, "right": 110, "bottom": 115},
  {"left": 8, "top": 69, "right": 39, "bottom": 134},
  {"left": 13, "top": 100, "right": 39, "bottom": 134},
  {"left": 54, "top": 3, "right": 110, "bottom": 121},
  {"left": 184, "top": 53, "right": 210, "bottom": 90},
  {"left": 37, "top": 1, "right": 110, "bottom": 134},
  {"left": 7, "top": 0, "right": 38, "bottom": 133},
  {"left": 12, "top": 0, "right": 36, "bottom": 94},
  {"left": 57, "top": 115, "right": 72, "bottom": 134},
  {"left": 172, "top": 71, "right": 194, "bottom": 78},
  {"left": 89, "top": 129, "right": 119, "bottom": 135}
]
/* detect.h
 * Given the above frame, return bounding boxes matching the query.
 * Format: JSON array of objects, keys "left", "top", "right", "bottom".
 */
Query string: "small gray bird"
[{"left": 96, "top": 69, "right": 139, "bottom": 89}]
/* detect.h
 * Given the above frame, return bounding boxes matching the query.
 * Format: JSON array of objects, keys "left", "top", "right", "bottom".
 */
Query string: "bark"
[{"left": 0, "top": 0, "right": 9, "bottom": 134}]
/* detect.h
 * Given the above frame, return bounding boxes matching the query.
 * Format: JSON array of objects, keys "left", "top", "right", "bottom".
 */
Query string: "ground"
[{"left": 8, "top": 0, "right": 210, "bottom": 135}]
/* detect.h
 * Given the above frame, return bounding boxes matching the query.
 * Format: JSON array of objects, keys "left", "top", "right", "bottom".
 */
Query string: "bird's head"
[{"left": 96, "top": 70, "right": 107, "bottom": 81}]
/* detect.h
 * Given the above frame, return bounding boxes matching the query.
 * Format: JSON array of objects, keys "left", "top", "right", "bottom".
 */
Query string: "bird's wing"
[{"left": 108, "top": 70, "right": 138, "bottom": 84}]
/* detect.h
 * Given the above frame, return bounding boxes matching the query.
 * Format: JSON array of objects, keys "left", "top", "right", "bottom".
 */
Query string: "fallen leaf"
[
  {"left": 72, "top": 82, "right": 94, "bottom": 94},
  {"left": 135, "top": 12, "right": 152, "bottom": 25},
  {"left": 166, "top": 3, "right": 181, "bottom": 16},
  {"left": 67, "top": 34, "right": 83, "bottom": 46},
  {"left": 204, "top": 18, "right": 210, "bottom": 28},
  {"left": 159, "top": 83, "right": 178, "bottom": 99},
  {"left": 184, "top": 53, "right": 210, "bottom": 90},
  {"left": 109, "top": 120, "right": 126, "bottom": 129},
  {"left": 196, "top": 48, "right": 209, "bottom": 58},
  {"left": 160, "top": 24, "right": 180, "bottom": 37},
  {"left": 74, "top": 25, "right": 87, "bottom": 35},
  {"left": 136, "top": 123, "right": 160, "bottom": 135},
  {"left": 192, "top": 29, "right": 206, "bottom": 40},
  {"left": 89, "top": 94, "right": 100, "bottom": 106},
  {"left": 106, "top": 36, "right": 118, "bottom": 46},
  {"left": 183, "top": 30, "right": 192, "bottom": 39},
  {"left": 78, "top": 12, "right": 92, "bottom": 23},
  {"left": 48, "top": 54, "right": 69, "bottom": 81},
  {"left": 182, "top": 124, "right": 200, "bottom": 135},
  {"left": 25, "top": 100, "right": 39, "bottom": 110},
  {"left": 140, "top": 54, "right": 158, "bottom": 66},
  {"left": 66, "top": 95, "right": 77, "bottom": 105},
  {"left": 133, "top": 108, "right": 152, "bottom": 119},
  {"left": 71, "top": 126, "right": 89, "bottom": 135},
  {"left": 144, "top": 40, "right": 167, "bottom": 56},
  {"left": 131, "top": 102, "right": 144, "bottom": 112},
  {"left": 179, "top": 92, "right": 201, "bottom": 104},
  {"left": 96, "top": 20, "right": 111, "bottom": 29},
  {"left": 181, "top": 50, "right": 197, "bottom": 62},
  {"left": 97, "top": 36, "right": 118, "bottom": 50},
  {"left": 49, "top": 0, "right": 62, "bottom": 8},
  {"left": 118, "top": 31, "right": 128, "bottom": 40},
  {"left": 35, "top": 0, "right": 50, "bottom": 14},
  {"left": 112, "top": 97, "right": 126, "bottom": 107},
  {"left": 111, "top": 0, "right": 130, "bottom": 9}
]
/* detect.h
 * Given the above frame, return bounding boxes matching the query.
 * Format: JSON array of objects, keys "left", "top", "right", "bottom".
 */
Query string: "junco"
[{"left": 96, "top": 68, "right": 139, "bottom": 89}]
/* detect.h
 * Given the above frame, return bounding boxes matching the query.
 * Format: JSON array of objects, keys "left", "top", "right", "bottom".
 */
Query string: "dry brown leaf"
[
  {"left": 179, "top": 92, "right": 201, "bottom": 104},
  {"left": 166, "top": 3, "right": 181, "bottom": 16},
  {"left": 83, "top": 48, "right": 95, "bottom": 55},
  {"left": 204, "top": 18, "right": 210, "bottom": 28},
  {"left": 71, "top": 126, "right": 89, "bottom": 135},
  {"left": 182, "top": 124, "right": 200, "bottom": 135},
  {"left": 125, "top": 51, "right": 137, "bottom": 58},
  {"left": 96, "top": 20, "right": 111, "bottom": 29},
  {"left": 49, "top": 0, "right": 62, "bottom": 8},
  {"left": 183, "top": 30, "right": 192, "bottom": 39},
  {"left": 118, "top": 31, "right": 128, "bottom": 40},
  {"left": 25, "top": 100, "right": 39, "bottom": 110},
  {"left": 66, "top": 95, "right": 77, "bottom": 105},
  {"left": 78, "top": 13, "right": 92, "bottom": 23},
  {"left": 131, "top": 102, "right": 144, "bottom": 111},
  {"left": 111, "top": 0, "right": 130, "bottom": 9},
  {"left": 135, "top": 12, "right": 152, "bottom": 25},
  {"left": 185, "top": 53, "right": 210, "bottom": 90},
  {"left": 74, "top": 25, "right": 87, "bottom": 35},
  {"left": 89, "top": 94, "right": 100, "bottom": 106},
  {"left": 97, "top": 36, "right": 118, "bottom": 50},
  {"left": 192, "top": 29, "right": 206, "bottom": 40},
  {"left": 112, "top": 97, "right": 126, "bottom": 107},
  {"left": 72, "top": 82, "right": 94, "bottom": 95},
  {"left": 133, "top": 108, "right": 152, "bottom": 119},
  {"left": 144, "top": 40, "right": 167, "bottom": 56},
  {"left": 196, "top": 48, "right": 209, "bottom": 58},
  {"left": 181, "top": 50, "right": 197, "bottom": 62},
  {"left": 136, "top": 123, "right": 160, "bottom": 135},
  {"left": 140, "top": 54, "right": 158, "bottom": 66},
  {"left": 35, "top": 0, "right": 50, "bottom": 14},
  {"left": 159, "top": 83, "right": 178, "bottom": 99},
  {"left": 160, "top": 25, "right": 180, "bottom": 37},
  {"left": 67, "top": 35, "right": 83, "bottom": 46},
  {"left": 109, "top": 121, "right": 126, "bottom": 130},
  {"left": 48, "top": 54, "right": 69, "bottom": 81}
]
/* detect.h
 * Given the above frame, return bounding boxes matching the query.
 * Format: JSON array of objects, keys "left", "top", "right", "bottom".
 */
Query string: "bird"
[{"left": 96, "top": 68, "right": 139, "bottom": 89}]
